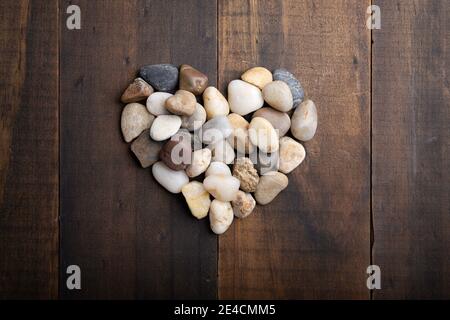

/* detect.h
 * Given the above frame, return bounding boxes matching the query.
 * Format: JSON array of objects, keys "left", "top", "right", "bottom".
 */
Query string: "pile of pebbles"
[{"left": 120, "top": 64, "right": 318, "bottom": 234}]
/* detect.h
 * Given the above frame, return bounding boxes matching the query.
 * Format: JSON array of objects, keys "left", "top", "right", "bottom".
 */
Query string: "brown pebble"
[
  {"left": 159, "top": 139, "right": 192, "bottom": 171},
  {"left": 165, "top": 90, "right": 196, "bottom": 116},
  {"left": 130, "top": 130, "right": 163, "bottom": 168},
  {"left": 232, "top": 157, "right": 259, "bottom": 192},
  {"left": 121, "top": 77, "right": 153, "bottom": 103},
  {"left": 179, "top": 64, "right": 208, "bottom": 95}
]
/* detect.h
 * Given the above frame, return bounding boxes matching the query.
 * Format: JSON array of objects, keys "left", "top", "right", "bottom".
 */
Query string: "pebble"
[
  {"left": 121, "top": 103, "right": 154, "bottom": 142},
  {"left": 146, "top": 92, "right": 172, "bottom": 115},
  {"left": 165, "top": 90, "right": 196, "bottom": 116},
  {"left": 208, "top": 139, "right": 235, "bottom": 164},
  {"left": 202, "top": 115, "right": 232, "bottom": 145},
  {"left": 227, "top": 113, "right": 254, "bottom": 155},
  {"left": 205, "top": 161, "right": 231, "bottom": 177},
  {"left": 181, "top": 181, "right": 211, "bottom": 219},
  {"left": 159, "top": 139, "right": 192, "bottom": 171},
  {"left": 254, "top": 171, "right": 288, "bottom": 205},
  {"left": 232, "top": 157, "right": 259, "bottom": 192},
  {"left": 121, "top": 77, "right": 153, "bottom": 103},
  {"left": 130, "top": 130, "right": 163, "bottom": 168},
  {"left": 279, "top": 137, "right": 306, "bottom": 174},
  {"left": 181, "top": 103, "right": 206, "bottom": 131},
  {"left": 209, "top": 200, "right": 234, "bottom": 235},
  {"left": 241, "top": 66, "right": 273, "bottom": 89},
  {"left": 273, "top": 68, "right": 304, "bottom": 107},
  {"left": 228, "top": 80, "right": 264, "bottom": 116},
  {"left": 232, "top": 191, "right": 256, "bottom": 219},
  {"left": 152, "top": 161, "right": 189, "bottom": 194},
  {"left": 139, "top": 64, "right": 179, "bottom": 92},
  {"left": 203, "top": 86, "right": 230, "bottom": 120},
  {"left": 150, "top": 115, "right": 181, "bottom": 141},
  {"left": 262, "top": 80, "right": 293, "bottom": 112},
  {"left": 290, "top": 99, "right": 318, "bottom": 141},
  {"left": 179, "top": 64, "right": 208, "bottom": 95},
  {"left": 186, "top": 148, "right": 212, "bottom": 178},
  {"left": 203, "top": 174, "right": 240, "bottom": 201},
  {"left": 252, "top": 149, "right": 279, "bottom": 175},
  {"left": 248, "top": 117, "right": 279, "bottom": 153},
  {"left": 253, "top": 107, "right": 291, "bottom": 137}
]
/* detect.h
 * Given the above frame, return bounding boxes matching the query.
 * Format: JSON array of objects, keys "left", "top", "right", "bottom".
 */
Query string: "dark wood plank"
[
  {"left": 0, "top": 0, "right": 59, "bottom": 299},
  {"left": 372, "top": 0, "right": 450, "bottom": 299},
  {"left": 218, "top": 0, "right": 371, "bottom": 299},
  {"left": 60, "top": 0, "right": 217, "bottom": 299}
]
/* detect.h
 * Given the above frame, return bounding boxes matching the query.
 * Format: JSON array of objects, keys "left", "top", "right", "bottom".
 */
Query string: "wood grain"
[
  {"left": 372, "top": 0, "right": 450, "bottom": 299},
  {"left": 218, "top": 0, "right": 371, "bottom": 299},
  {"left": 60, "top": 0, "right": 217, "bottom": 299},
  {"left": 0, "top": 0, "right": 59, "bottom": 299}
]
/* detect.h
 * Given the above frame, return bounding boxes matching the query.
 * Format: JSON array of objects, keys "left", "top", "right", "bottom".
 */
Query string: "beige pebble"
[
  {"left": 228, "top": 80, "right": 264, "bottom": 116},
  {"left": 248, "top": 117, "right": 279, "bottom": 153},
  {"left": 290, "top": 99, "right": 318, "bottom": 141},
  {"left": 165, "top": 90, "right": 196, "bottom": 116},
  {"left": 146, "top": 92, "right": 172, "bottom": 115},
  {"left": 227, "top": 113, "right": 254, "bottom": 155},
  {"left": 181, "top": 103, "right": 207, "bottom": 131},
  {"left": 186, "top": 148, "right": 212, "bottom": 178},
  {"left": 279, "top": 137, "right": 306, "bottom": 174},
  {"left": 232, "top": 157, "right": 259, "bottom": 193},
  {"left": 253, "top": 107, "right": 291, "bottom": 137},
  {"left": 262, "top": 80, "right": 293, "bottom": 112},
  {"left": 232, "top": 191, "right": 256, "bottom": 219},
  {"left": 254, "top": 171, "right": 288, "bottom": 205},
  {"left": 208, "top": 139, "right": 235, "bottom": 164},
  {"left": 209, "top": 200, "right": 234, "bottom": 234},
  {"left": 241, "top": 66, "right": 273, "bottom": 89},
  {"left": 203, "top": 86, "right": 230, "bottom": 120},
  {"left": 121, "top": 103, "right": 154, "bottom": 142},
  {"left": 182, "top": 181, "right": 211, "bottom": 219}
]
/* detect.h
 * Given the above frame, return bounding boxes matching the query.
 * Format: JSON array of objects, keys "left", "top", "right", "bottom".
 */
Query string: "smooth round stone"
[
  {"left": 208, "top": 139, "right": 235, "bottom": 164},
  {"left": 250, "top": 149, "right": 279, "bottom": 175},
  {"left": 165, "top": 90, "right": 196, "bottom": 116},
  {"left": 204, "top": 175, "right": 240, "bottom": 202},
  {"left": 227, "top": 113, "right": 254, "bottom": 155},
  {"left": 241, "top": 66, "right": 273, "bottom": 89},
  {"left": 139, "top": 64, "right": 179, "bottom": 92},
  {"left": 209, "top": 200, "right": 234, "bottom": 235},
  {"left": 181, "top": 181, "right": 211, "bottom": 219},
  {"left": 121, "top": 103, "right": 154, "bottom": 142},
  {"left": 273, "top": 68, "right": 304, "bottom": 108},
  {"left": 248, "top": 117, "right": 279, "bottom": 153},
  {"left": 203, "top": 86, "right": 230, "bottom": 120},
  {"left": 202, "top": 115, "right": 232, "bottom": 145},
  {"left": 205, "top": 161, "right": 231, "bottom": 177},
  {"left": 262, "top": 80, "right": 293, "bottom": 112},
  {"left": 279, "top": 136, "right": 306, "bottom": 174},
  {"left": 181, "top": 103, "right": 206, "bottom": 131},
  {"left": 253, "top": 107, "right": 291, "bottom": 137},
  {"left": 121, "top": 77, "right": 153, "bottom": 103},
  {"left": 186, "top": 148, "right": 212, "bottom": 178},
  {"left": 159, "top": 139, "right": 191, "bottom": 171},
  {"left": 290, "top": 99, "right": 318, "bottom": 141},
  {"left": 146, "top": 92, "right": 172, "bottom": 116},
  {"left": 130, "top": 130, "right": 163, "bottom": 168},
  {"left": 179, "top": 64, "right": 208, "bottom": 95},
  {"left": 232, "top": 191, "right": 256, "bottom": 219},
  {"left": 228, "top": 80, "right": 264, "bottom": 116},
  {"left": 254, "top": 171, "right": 288, "bottom": 205},
  {"left": 150, "top": 115, "right": 181, "bottom": 141},
  {"left": 152, "top": 161, "right": 189, "bottom": 194},
  {"left": 232, "top": 157, "right": 259, "bottom": 193}
]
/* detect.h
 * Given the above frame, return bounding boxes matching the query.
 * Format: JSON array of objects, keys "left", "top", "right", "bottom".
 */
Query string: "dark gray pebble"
[
  {"left": 273, "top": 68, "right": 304, "bottom": 107},
  {"left": 139, "top": 64, "right": 179, "bottom": 92}
]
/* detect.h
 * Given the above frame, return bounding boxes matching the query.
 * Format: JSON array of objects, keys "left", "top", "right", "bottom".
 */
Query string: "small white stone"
[
  {"left": 205, "top": 161, "right": 231, "bottom": 177},
  {"left": 279, "top": 136, "right": 306, "bottom": 174},
  {"left": 262, "top": 80, "right": 293, "bottom": 112},
  {"left": 232, "top": 191, "right": 256, "bottom": 219},
  {"left": 186, "top": 148, "right": 212, "bottom": 178},
  {"left": 121, "top": 103, "right": 154, "bottom": 143},
  {"left": 290, "top": 99, "right": 318, "bottom": 141},
  {"left": 241, "top": 66, "right": 273, "bottom": 89},
  {"left": 228, "top": 80, "right": 264, "bottom": 116},
  {"left": 209, "top": 200, "right": 234, "bottom": 234},
  {"left": 181, "top": 103, "right": 206, "bottom": 131},
  {"left": 181, "top": 181, "right": 211, "bottom": 219},
  {"left": 208, "top": 139, "right": 235, "bottom": 164},
  {"left": 248, "top": 117, "right": 279, "bottom": 153},
  {"left": 203, "top": 174, "right": 240, "bottom": 201},
  {"left": 150, "top": 115, "right": 181, "bottom": 141},
  {"left": 203, "top": 86, "right": 230, "bottom": 120},
  {"left": 146, "top": 92, "right": 172, "bottom": 115},
  {"left": 152, "top": 161, "right": 189, "bottom": 193},
  {"left": 227, "top": 113, "right": 254, "bottom": 155}
]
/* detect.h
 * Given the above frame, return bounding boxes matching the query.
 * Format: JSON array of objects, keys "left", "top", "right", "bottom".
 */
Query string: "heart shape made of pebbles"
[{"left": 120, "top": 64, "right": 318, "bottom": 235}]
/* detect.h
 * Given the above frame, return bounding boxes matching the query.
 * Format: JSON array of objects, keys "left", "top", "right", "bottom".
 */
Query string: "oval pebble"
[
  {"left": 273, "top": 68, "right": 304, "bottom": 108},
  {"left": 228, "top": 80, "right": 264, "bottom": 116},
  {"left": 165, "top": 90, "right": 196, "bottom": 116},
  {"left": 121, "top": 103, "right": 154, "bottom": 143},
  {"left": 203, "top": 175, "right": 240, "bottom": 202},
  {"left": 290, "top": 99, "right": 318, "bottom": 141},
  {"left": 205, "top": 161, "right": 231, "bottom": 177},
  {"left": 152, "top": 161, "right": 189, "bottom": 194},
  {"left": 182, "top": 181, "right": 211, "bottom": 219},
  {"left": 146, "top": 92, "right": 172, "bottom": 115},
  {"left": 203, "top": 86, "right": 230, "bottom": 120},
  {"left": 248, "top": 117, "right": 279, "bottom": 153},
  {"left": 262, "top": 80, "right": 293, "bottom": 112},
  {"left": 279, "top": 136, "right": 306, "bottom": 174},
  {"left": 253, "top": 107, "right": 291, "bottom": 137},
  {"left": 150, "top": 115, "right": 181, "bottom": 141},
  {"left": 241, "top": 66, "right": 273, "bottom": 89},
  {"left": 209, "top": 200, "right": 234, "bottom": 235}
]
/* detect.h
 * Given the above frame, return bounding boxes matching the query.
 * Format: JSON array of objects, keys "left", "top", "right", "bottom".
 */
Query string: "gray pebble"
[
  {"left": 273, "top": 68, "right": 304, "bottom": 107},
  {"left": 139, "top": 64, "right": 179, "bottom": 92}
]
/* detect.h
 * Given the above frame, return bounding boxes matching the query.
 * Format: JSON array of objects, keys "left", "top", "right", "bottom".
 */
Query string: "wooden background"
[{"left": 0, "top": 0, "right": 448, "bottom": 299}]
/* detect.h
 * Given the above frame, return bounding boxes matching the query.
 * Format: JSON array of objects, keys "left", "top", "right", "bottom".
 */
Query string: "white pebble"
[
  {"left": 182, "top": 181, "right": 211, "bottom": 219},
  {"left": 227, "top": 80, "right": 264, "bottom": 116},
  {"left": 203, "top": 174, "right": 240, "bottom": 201},
  {"left": 186, "top": 148, "right": 212, "bottom": 178},
  {"left": 209, "top": 200, "right": 234, "bottom": 234},
  {"left": 152, "top": 161, "right": 189, "bottom": 193},
  {"left": 150, "top": 115, "right": 181, "bottom": 141},
  {"left": 146, "top": 92, "right": 172, "bottom": 115},
  {"left": 205, "top": 161, "right": 231, "bottom": 177},
  {"left": 203, "top": 86, "right": 230, "bottom": 120},
  {"left": 248, "top": 117, "right": 279, "bottom": 153},
  {"left": 290, "top": 99, "right": 318, "bottom": 141}
]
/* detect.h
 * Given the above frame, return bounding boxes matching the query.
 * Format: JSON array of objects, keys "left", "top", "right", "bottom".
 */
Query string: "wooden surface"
[
  {"left": 372, "top": 0, "right": 450, "bottom": 299},
  {"left": 0, "top": 0, "right": 449, "bottom": 299},
  {"left": 0, "top": 1, "right": 59, "bottom": 299}
]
